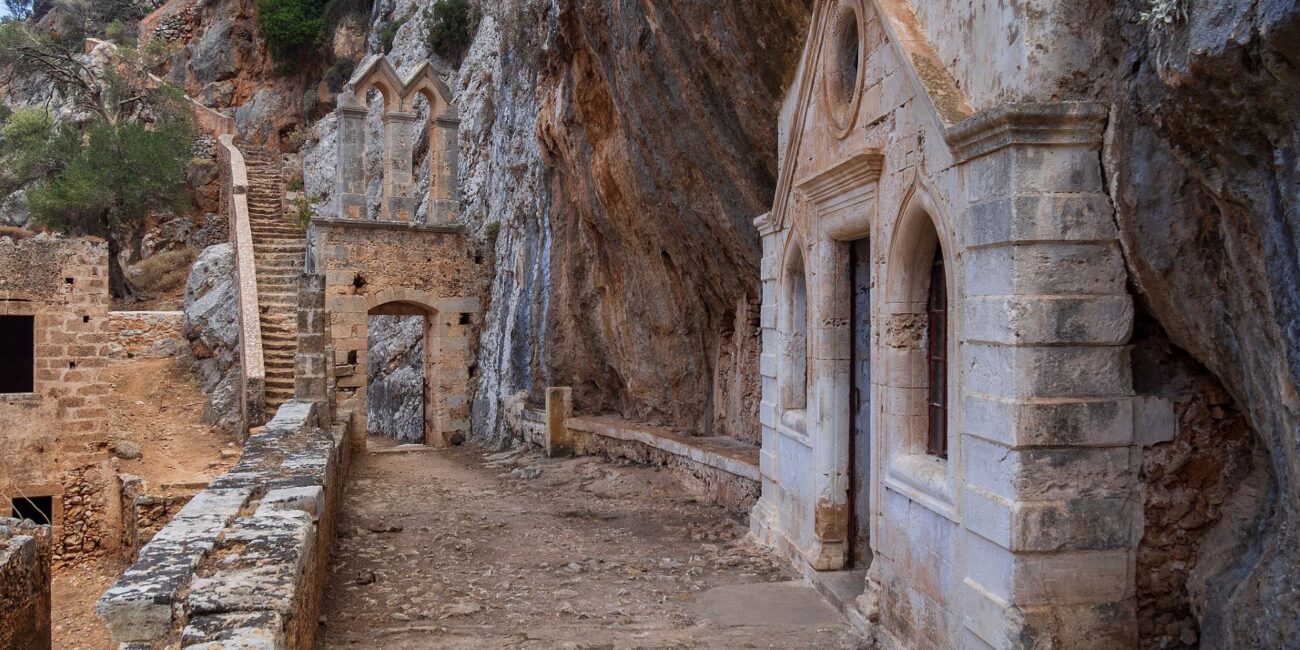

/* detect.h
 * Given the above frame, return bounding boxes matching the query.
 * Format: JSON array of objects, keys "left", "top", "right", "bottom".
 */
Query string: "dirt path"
[
  {"left": 103, "top": 357, "right": 239, "bottom": 487},
  {"left": 319, "top": 443, "right": 865, "bottom": 649}
]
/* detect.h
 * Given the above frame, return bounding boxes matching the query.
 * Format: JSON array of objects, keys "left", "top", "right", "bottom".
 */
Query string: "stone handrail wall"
[
  {"left": 82, "top": 39, "right": 235, "bottom": 137},
  {"left": 217, "top": 134, "right": 267, "bottom": 432},
  {"left": 532, "top": 388, "right": 760, "bottom": 512},
  {"left": 97, "top": 401, "right": 350, "bottom": 649}
]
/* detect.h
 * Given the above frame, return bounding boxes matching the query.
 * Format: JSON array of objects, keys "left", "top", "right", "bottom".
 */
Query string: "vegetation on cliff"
[{"left": 0, "top": 21, "right": 195, "bottom": 298}]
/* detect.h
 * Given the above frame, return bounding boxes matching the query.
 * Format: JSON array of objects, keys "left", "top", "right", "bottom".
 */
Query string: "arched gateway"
[{"left": 304, "top": 55, "right": 485, "bottom": 450}]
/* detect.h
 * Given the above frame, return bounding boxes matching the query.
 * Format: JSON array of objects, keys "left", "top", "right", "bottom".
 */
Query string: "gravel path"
[{"left": 318, "top": 443, "right": 865, "bottom": 649}]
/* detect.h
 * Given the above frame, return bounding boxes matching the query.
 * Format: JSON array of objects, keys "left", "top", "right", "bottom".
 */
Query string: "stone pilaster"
[
  {"left": 428, "top": 116, "right": 461, "bottom": 223},
  {"left": 334, "top": 94, "right": 368, "bottom": 221},
  {"left": 946, "top": 102, "right": 1139, "bottom": 648},
  {"left": 749, "top": 212, "right": 783, "bottom": 548},
  {"left": 294, "top": 274, "right": 328, "bottom": 403}
]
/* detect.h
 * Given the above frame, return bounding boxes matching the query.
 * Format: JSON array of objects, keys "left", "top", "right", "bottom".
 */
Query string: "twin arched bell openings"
[
  {"left": 334, "top": 57, "right": 461, "bottom": 224},
  {"left": 821, "top": 0, "right": 866, "bottom": 138}
]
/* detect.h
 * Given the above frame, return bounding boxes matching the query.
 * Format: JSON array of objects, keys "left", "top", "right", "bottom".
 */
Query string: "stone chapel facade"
[{"left": 750, "top": 1, "right": 1140, "bottom": 647}]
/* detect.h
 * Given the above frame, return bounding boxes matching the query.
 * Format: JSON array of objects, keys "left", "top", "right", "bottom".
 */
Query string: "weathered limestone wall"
[
  {"left": 105, "top": 311, "right": 186, "bottom": 360},
  {"left": 0, "top": 518, "right": 52, "bottom": 650},
  {"left": 97, "top": 400, "right": 349, "bottom": 649},
  {"left": 1105, "top": 1, "right": 1300, "bottom": 643},
  {"left": 0, "top": 236, "right": 122, "bottom": 563},
  {"left": 310, "top": 220, "right": 484, "bottom": 448}
]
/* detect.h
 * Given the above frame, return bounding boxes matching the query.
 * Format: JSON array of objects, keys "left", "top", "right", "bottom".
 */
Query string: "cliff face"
[
  {"left": 467, "top": 0, "right": 809, "bottom": 443},
  {"left": 530, "top": 1, "right": 807, "bottom": 437},
  {"left": 1106, "top": 1, "right": 1300, "bottom": 644}
]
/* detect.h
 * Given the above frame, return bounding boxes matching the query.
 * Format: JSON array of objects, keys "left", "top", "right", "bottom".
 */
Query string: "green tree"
[
  {"left": 425, "top": 0, "right": 479, "bottom": 65},
  {"left": 257, "top": 0, "right": 327, "bottom": 59},
  {"left": 0, "top": 23, "right": 195, "bottom": 299}
]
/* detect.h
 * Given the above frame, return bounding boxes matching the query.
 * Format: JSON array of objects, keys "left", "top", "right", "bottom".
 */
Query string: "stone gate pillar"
[
  {"left": 947, "top": 103, "right": 1139, "bottom": 647},
  {"left": 382, "top": 110, "right": 420, "bottom": 222},
  {"left": 335, "top": 92, "right": 368, "bottom": 220},
  {"left": 429, "top": 116, "right": 460, "bottom": 223}
]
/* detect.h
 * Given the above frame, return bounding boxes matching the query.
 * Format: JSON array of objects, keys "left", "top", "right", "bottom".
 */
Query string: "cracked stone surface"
[{"left": 319, "top": 443, "right": 864, "bottom": 648}]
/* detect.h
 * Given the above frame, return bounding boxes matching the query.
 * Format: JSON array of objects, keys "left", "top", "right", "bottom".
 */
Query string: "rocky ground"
[{"left": 320, "top": 442, "right": 865, "bottom": 649}]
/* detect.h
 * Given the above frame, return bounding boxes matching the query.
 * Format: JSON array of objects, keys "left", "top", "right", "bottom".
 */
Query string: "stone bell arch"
[{"left": 334, "top": 56, "right": 461, "bottom": 224}]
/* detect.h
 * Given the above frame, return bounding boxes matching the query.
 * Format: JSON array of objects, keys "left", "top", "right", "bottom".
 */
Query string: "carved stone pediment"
[{"left": 794, "top": 151, "right": 884, "bottom": 239}]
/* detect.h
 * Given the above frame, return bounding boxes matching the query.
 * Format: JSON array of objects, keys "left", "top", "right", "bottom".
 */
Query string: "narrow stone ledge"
[
  {"left": 310, "top": 217, "right": 467, "bottom": 235},
  {"left": 566, "top": 415, "right": 761, "bottom": 482}
]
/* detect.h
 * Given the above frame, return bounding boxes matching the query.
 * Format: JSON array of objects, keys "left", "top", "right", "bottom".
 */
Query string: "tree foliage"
[
  {"left": 0, "top": 23, "right": 196, "bottom": 298},
  {"left": 425, "top": 0, "right": 479, "bottom": 65},
  {"left": 257, "top": 0, "right": 327, "bottom": 59}
]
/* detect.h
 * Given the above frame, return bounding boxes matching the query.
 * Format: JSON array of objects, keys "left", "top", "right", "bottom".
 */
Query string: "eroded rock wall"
[
  {"left": 531, "top": 0, "right": 808, "bottom": 435},
  {"left": 365, "top": 315, "right": 424, "bottom": 442},
  {"left": 1106, "top": 1, "right": 1300, "bottom": 645}
]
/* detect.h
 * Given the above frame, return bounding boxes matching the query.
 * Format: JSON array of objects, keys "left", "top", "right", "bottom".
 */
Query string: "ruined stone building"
[{"left": 0, "top": 237, "right": 118, "bottom": 562}]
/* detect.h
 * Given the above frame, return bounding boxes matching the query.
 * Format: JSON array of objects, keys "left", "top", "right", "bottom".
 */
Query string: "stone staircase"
[{"left": 239, "top": 144, "right": 304, "bottom": 418}]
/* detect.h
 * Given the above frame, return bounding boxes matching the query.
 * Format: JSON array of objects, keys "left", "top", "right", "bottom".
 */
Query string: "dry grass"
[
  {"left": 0, "top": 225, "right": 35, "bottom": 239},
  {"left": 129, "top": 248, "right": 195, "bottom": 298}
]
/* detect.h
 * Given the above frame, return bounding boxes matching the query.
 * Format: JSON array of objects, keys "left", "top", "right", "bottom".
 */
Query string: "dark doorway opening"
[
  {"left": 366, "top": 312, "right": 426, "bottom": 444},
  {"left": 848, "top": 238, "right": 872, "bottom": 568},
  {"left": 11, "top": 494, "right": 53, "bottom": 525},
  {"left": 0, "top": 315, "right": 35, "bottom": 393}
]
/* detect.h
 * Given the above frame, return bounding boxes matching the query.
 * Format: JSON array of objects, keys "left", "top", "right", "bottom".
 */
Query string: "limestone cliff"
[
  {"left": 300, "top": 0, "right": 808, "bottom": 445},
  {"left": 1106, "top": 0, "right": 1300, "bottom": 645}
]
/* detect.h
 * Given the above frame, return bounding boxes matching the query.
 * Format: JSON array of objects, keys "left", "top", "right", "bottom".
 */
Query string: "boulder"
[
  {"left": 0, "top": 190, "right": 31, "bottom": 229},
  {"left": 182, "top": 244, "right": 241, "bottom": 434}
]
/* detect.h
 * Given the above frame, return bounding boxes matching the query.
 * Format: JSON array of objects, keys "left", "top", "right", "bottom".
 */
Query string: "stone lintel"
[
  {"left": 310, "top": 217, "right": 468, "bottom": 235},
  {"left": 794, "top": 151, "right": 885, "bottom": 209},
  {"left": 945, "top": 102, "right": 1108, "bottom": 163}
]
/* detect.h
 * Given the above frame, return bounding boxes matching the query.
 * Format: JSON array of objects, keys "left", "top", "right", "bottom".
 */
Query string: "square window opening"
[
  {"left": 0, "top": 315, "right": 35, "bottom": 393},
  {"left": 11, "top": 494, "right": 53, "bottom": 525}
]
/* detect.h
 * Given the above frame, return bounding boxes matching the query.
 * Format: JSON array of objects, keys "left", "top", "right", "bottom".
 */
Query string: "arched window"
[
  {"left": 780, "top": 243, "right": 809, "bottom": 413},
  {"left": 926, "top": 250, "right": 947, "bottom": 458}
]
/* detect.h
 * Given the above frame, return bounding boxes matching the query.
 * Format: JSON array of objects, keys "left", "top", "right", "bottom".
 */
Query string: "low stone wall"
[
  {"left": 532, "top": 388, "right": 761, "bottom": 513},
  {"left": 119, "top": 474, "right": 205, "bottom": 562},
  {"left": 97, "top": 401, "right": 349, "bottom": 649},
  {"left": 0, "top": 518, "right": 52, "bottom": 650},
  {"left": 105, "top": 311, "right": 186, "bottom": 360}
]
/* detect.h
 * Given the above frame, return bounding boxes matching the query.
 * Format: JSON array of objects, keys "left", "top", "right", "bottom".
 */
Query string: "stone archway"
[{"left": 360, "top": 290, "right": 450, "bottom": 447}]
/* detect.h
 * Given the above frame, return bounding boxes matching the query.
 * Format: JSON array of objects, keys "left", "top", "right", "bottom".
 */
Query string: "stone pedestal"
[{"left": 545, "top": 387, "right": 574, "bottom": 457}]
